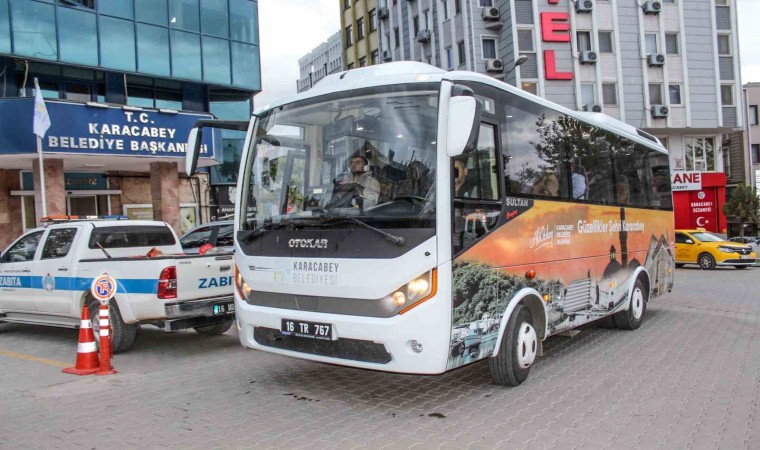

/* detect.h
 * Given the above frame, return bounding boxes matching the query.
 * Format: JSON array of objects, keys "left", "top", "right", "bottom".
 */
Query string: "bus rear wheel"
[
  {"left": 613, "top": 278, "right": 647, "bottom": 330},
  {"left": 489, "top": 304, "right": 536, "bottom": 386}
]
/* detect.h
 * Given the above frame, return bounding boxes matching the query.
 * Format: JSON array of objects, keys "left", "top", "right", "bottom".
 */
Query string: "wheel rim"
[
  {"left": 516, "top": 322, "right": 538, "bottom": 369},
  {"left": 631, "top": 287, "right": 644, "bottom": 320},
  {"left": 699, "top": 255, "right": 712, "bottom": 269}
]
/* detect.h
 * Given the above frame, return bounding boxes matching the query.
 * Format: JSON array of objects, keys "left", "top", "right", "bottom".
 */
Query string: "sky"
[{"left": 254, "top": 0, "right": 760, "bottom": 107}]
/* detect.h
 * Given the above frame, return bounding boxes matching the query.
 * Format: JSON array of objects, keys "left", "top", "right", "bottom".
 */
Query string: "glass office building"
[{"left": 0, "top": 0, "right": 260, "bottom": 245}]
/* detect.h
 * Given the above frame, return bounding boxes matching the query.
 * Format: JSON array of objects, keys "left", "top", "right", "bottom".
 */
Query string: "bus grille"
[
  {"left": 563, "top": 278, "right": 593, "bottom": 313},
  {"left": 253, "top": 327, "right": 392, "bottom": 364}
]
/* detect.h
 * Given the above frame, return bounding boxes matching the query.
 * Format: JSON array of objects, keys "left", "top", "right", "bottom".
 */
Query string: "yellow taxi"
[{"left": 675, "top": 229, "right": 757, "bottom": 270}]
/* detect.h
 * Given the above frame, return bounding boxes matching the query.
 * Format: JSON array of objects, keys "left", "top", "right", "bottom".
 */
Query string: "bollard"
[{"left": 95, "top": 302, "right": 117, "bottom": 375}]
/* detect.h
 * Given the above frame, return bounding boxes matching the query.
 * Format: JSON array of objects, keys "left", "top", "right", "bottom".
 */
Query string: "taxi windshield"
[
  {"left": 691, "top": 232, "right": 727, "bottom": 243},
  {"left": 241, "top": 83, "right": 439, "bottom": 231}
]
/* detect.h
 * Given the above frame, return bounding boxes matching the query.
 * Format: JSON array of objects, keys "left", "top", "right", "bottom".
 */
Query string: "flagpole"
[{"left": 37, "top": 134, "right": 47, "bottom": 217}]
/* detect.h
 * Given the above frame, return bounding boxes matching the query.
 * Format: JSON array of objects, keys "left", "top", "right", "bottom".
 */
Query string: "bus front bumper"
[{"left": 235, "top": 293, "right": 451, "bottom": 375}]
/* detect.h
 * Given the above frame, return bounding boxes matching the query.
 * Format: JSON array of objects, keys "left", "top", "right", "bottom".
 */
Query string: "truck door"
[
  {"left": 0, "top": 230, "right": 44, "bottom": 312},
  {"left": 34, "top": 227, "right": 79, "bottom": 314}
]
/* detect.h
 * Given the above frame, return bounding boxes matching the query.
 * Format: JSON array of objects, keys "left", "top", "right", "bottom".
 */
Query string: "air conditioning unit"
[
  {"left": 647, "top": 53, "right": 665, "bottom": 66},
  {"left": 651, "top": 105, "right": 669, "bottom": 118},
  {"left": 377, "top": 7, "right": 389, "bottom": 19},
  {"left": 416, "top": 29, "right": 431, "bottom": 43},
  {"left": 642, "top": 0, "right": 662, "bottom": 15},
  {"left": 583, "top": 104, "right": 603, "bottom": 113},
  {"left": 382, "top": 50, "right": 392, "bottom": 62},
  {"left": 482, "top": 7, "right": 499, "bottom": 21},
  {"left": 485, "top": 59, "right": 504, "bottom": 72},
  {"left": 580, "top": 51, "right": 598, "bottom": 64},
  {"left": 575, "top": 0, "right": 594, "bottom": 13}
]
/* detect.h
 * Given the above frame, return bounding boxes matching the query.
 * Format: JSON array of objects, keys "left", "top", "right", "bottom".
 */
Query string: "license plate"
[
  {"left": 741, "top": 255, "right": 753, "bottom": 260},
  {"left": 281, "top": 319, "right": 333, "bottom": 340},
  {"left": 213, "top": 302, "right": 235, "bottom": 315}
]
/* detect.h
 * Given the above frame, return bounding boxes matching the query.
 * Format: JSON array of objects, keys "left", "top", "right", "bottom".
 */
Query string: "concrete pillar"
[
  {"left": 33, "top": 158, "right": 65, "bottom": 223},
  {"left": 0, "top": 170, "right": 23, "bottom": 249},
  {"left": 150, "top": 162, "right": 180, "bottom": 233}
]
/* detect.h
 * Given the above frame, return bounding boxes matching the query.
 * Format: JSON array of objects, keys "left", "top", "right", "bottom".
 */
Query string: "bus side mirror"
[
  {"left": 185, "top": 127, "right": 202, "bottom": 175},
  {"left": 446, "top": 96, "right": 481, "bottom": 158}
]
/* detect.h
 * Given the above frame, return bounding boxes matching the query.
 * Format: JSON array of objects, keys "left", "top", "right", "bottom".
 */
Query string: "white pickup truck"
[{"left": 0, "top": 219, "right": 235, "bottom": 353}]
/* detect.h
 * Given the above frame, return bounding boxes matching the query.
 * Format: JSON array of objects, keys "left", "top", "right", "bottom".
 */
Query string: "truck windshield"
[{"left": 242, "top": 83, "right": 439, "bottom": 231}]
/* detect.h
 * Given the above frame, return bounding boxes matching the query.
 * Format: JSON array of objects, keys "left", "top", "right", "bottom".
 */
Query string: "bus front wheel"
[
  {"left": 489, "top": 304, "right": 536, "bottom": 387},
  {"left": 613, "top": 278, "right": 647, "bottom": 330}
]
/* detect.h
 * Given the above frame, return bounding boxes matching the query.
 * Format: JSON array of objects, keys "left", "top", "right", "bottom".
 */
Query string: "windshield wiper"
[{"left": 318, "top": 214, "right": 406, "bottom": 246}]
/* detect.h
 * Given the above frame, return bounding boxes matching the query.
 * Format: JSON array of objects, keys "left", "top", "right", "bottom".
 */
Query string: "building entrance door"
[{"left": 68, "top": 195, "right": 97, "bottom": 216}]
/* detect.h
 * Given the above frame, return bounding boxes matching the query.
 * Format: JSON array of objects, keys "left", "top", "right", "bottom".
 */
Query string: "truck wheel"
[
  {"left": 613, "top": 278, "right": 648, "bottom": 331},
  {"left": 488, "top": 304, "right": 537, "bottom": 386},
  {"left": 88, "top": 299, "right": 139, "bottom": 354},
  {"left": 194, "top": 321, "right": 233, "bottom": 336}
]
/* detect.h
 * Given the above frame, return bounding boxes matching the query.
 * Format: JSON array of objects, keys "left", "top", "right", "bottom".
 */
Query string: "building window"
[
  {"left": 576, "top": 31, "right": 592, "bottom": 52},
  {"left": 359, "top": 56, "right": 367, "bottom": 67},
  {"left": 722, "top": 138, "right": 732, "bottom": 178},
  {"left": 598, "top": 31, "right": 613, "bottom": 53},
  {"left": 750, "top": 105, "right": 758, "bottom": 125},
  {"left": 645, "top": 34, "right": 658, "bottom": 54},
  {"left": 479, "top": 0, "right": 493, "bottom": 6},
  {"left": 345, "top": 25, "right": 353, "bottom": 47},
  {"left": 369, "top": 9, "right": 377, "bottom": 32},
  {"left": 482, "top": 37, "right": 497, "bottom": 59},
  {"left": 752, "top": 144, "right": 760, "bottom": 163},
  {"left": 457, "top": 41, "right": 466, "bottom": 66},
  {"left": 442, "top": 0, "right": 449, "bottom": 20},
  {"left": 357, "top": 18, "right": 365, "bottom": 40},
  {"left": 685, "top": 137, "right": 716, "bottom": 171},
  {"left": 455, "top": 0, "right": 462, "bottom": 15},
  {"left": 347, "top": 62, "right": 354, "bottom": 70},
  {"left": 669, "top": 85, "right": 682, "bottom": 105},
  {"left": 721, "top": 85, "right": 734, "bottom": 106},
  {"left": 522, "top": 82, "right": 537, "bottom": 95},
  {"left": 394, "top": 28, "right": 400, "bottom": 48},
  {"left": 371, "top": 50, "right": 379, "bottom": 65},
  {"left": 665, "top": 33, "right": 679, "bottom": 55},
  {"left": 662, "top": 0, "right": 675, "bottom": 3},
  {"left": 344, "top": 0, "right": 351, "bottom": 10},
  {"left": 717, "top": 34, "right": 731, "bottom": 55},
  {"left": 413, "top": 16, "right": 419, "bottom": 36},
  {"left": 649, "top": 83, "right": 663, "bottom": 105},
  {"left": 446, "top": 46, "right": 453, "bottom": 69},
  {"left": 602, "top": 83, "right": 617, "bottom": 106},
  {"left": 581, "top": 83, "right": 596, "bottom": 107},
  {"left": 518, "top": 29, "right": 534, "bottom": 52}
]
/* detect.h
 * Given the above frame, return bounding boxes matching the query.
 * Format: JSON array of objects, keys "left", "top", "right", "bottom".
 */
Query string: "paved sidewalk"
[{"left": 1, "top": 267, "right": 758, "bottom": 449}]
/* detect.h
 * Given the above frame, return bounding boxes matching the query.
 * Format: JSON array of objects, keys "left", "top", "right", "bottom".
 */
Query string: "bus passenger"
[
  {"left": 454, "top": 159, "right": 478, "bottom": 198},
  {"left": 531, "top": 172, "right": 560, "bottom": 197}
]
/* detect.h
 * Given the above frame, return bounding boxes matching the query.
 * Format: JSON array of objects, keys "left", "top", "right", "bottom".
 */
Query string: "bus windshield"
[{"left": 242, "top": 83, "right": 439, "bottom": 231}]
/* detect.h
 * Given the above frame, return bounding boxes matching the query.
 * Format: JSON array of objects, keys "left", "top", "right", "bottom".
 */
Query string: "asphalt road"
[{"left": 1, "top": 266, "right": 758, "bottom": 449}]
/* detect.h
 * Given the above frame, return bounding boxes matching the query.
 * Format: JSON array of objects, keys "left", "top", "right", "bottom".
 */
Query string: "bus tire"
[
  {"left": 698, "top": 253, "right": 716, "bottom": 270},
  {"left": 613, "top": 278, "right": 647, "bottom": 331},
  {"left": 194, "top": 321, "right": 233, "bottom": 336},
  {"left": 88, "top": 299, "right": 139, "bottom": 354},
  {"left": 488, "top": 304, "right": 536, "bottom": 386}
]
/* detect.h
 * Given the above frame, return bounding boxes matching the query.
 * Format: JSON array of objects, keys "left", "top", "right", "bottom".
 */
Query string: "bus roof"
[{"left": 255, "top": 62, "right": 667, "bottom": 154}]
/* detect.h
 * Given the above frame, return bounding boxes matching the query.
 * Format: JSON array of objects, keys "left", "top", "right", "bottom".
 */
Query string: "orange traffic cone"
[{"left": 63, "top": 306, "right": 100, "bottom": 375}]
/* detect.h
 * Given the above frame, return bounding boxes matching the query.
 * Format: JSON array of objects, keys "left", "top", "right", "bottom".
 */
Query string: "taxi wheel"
[
  {"left": 194, "top": 321, "right": 233, "bottom": 336},
  {"left": 489, "top": 304, "right": 536, "bottom": 386},
  {"left": 88, "top": 299, "right": 139, "bottom": 354},
  {"left": 698, "top": 253, "right": 716, "bottom": 270}
]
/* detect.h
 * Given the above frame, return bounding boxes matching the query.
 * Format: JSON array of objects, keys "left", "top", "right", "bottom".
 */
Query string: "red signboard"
[
  {"left": 672, "top": 172, "right": 727, "bottom": 233},
  {"left": 540, "top": 7, "right": 573, "bottom": 80}
]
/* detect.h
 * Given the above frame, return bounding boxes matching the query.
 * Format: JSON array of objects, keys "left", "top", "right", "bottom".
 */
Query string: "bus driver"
[{"left": 328, "top": 153, "right": 382, "bottom": 208}]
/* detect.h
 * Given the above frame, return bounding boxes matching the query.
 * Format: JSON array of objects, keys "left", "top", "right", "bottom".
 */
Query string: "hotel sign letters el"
[{"left": 540, "top": 1, "right": 573, "bottom": 80}]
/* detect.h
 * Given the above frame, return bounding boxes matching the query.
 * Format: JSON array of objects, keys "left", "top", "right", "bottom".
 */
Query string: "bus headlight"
[
  {"left": 388, "top": 269, "right": 437, "bottom": 314},
  {"left": 234, "top": 264, "right": 252, "bottom": 301}
]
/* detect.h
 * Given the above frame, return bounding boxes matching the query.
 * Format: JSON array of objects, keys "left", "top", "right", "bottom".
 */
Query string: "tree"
[{"left": 722, "top": 185, "right": 760, "bottom": 237}]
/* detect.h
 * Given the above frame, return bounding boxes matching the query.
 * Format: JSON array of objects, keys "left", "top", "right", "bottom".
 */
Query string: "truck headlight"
[{"left": 387, "top": 269, "right": 437, "bottom": 314}]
